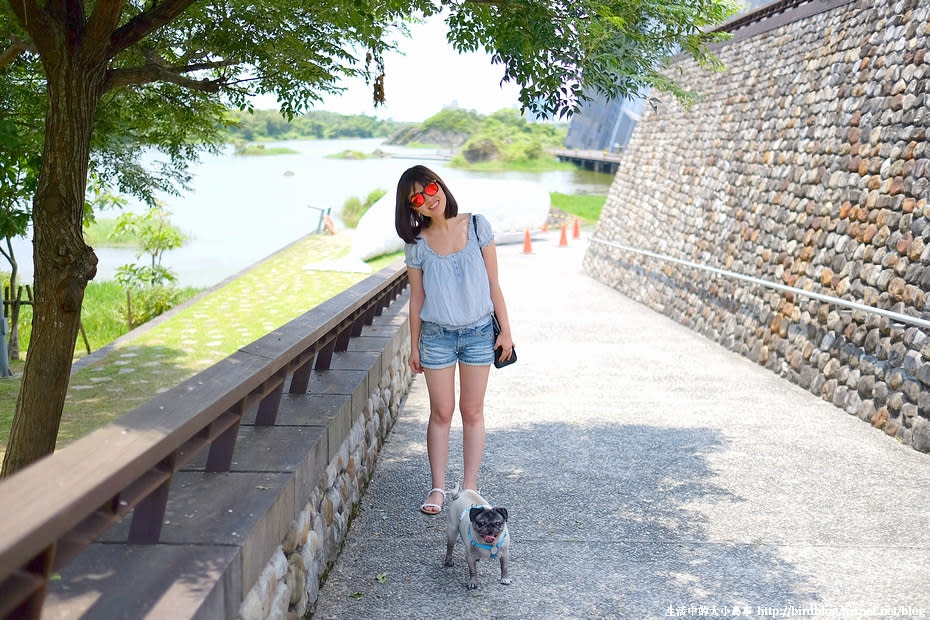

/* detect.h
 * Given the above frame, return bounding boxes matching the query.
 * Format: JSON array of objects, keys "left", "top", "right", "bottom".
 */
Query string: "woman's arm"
[
  {"left": 407, "top": 266, "right": 425, "bottom": 373},
  {"left": 481, "top": 241, "right": 514, "bottom": 361}
]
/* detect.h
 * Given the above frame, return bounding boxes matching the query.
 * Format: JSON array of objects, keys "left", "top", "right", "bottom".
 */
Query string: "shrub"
[
  {"left": 120, "top": 286, "right": 186, "bottom": 329},
  {"left": 341, "top": 196, "right": 365, "bottom": 228},
  {"left": 460, "top": 137, "right": 503, "bottom": 163},
  {"left": 341, "top": 188, "right": 387, "bottom": 228}
]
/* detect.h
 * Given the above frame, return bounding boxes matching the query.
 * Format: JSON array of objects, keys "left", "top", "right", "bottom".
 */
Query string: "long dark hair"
[{"left": 394, "top": 165, "right": 459, "bottom": 244}]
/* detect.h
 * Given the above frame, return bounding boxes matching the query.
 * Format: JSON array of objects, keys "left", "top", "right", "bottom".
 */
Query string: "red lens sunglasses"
[{"left": 409, "top": 181, "right": 439, "bottom": 208}]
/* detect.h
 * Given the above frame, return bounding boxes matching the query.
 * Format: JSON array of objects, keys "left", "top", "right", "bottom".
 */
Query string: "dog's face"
[{"left": 469, "top": 506, "right": 508, "bottom": 544}]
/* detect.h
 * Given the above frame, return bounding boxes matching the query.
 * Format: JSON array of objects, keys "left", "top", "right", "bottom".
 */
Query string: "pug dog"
[{"left": 444, "top": 487, "right": 511, "bottom": 589}]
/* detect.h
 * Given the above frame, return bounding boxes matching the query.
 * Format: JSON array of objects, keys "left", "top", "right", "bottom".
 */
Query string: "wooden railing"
[{"left": 0, "top": 262, "right": 409, "bottom": 619}]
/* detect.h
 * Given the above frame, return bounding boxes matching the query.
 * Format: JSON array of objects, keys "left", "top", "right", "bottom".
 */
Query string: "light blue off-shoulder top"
[{"left": 404, "top": 213, "right": 494, "bottom": 328}]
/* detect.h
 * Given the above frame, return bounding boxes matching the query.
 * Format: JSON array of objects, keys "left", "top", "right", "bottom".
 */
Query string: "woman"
[{"left": 394, "top": 165, "right": 514, "bottom": 515}]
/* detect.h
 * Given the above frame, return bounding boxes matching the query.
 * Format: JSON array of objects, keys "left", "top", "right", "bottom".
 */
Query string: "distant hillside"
[
  {"left": 388, "top": 107, "right": 568, "bottom": 166},
  {"left": 224, "top": 109, "right": 412, "bottom": 142},
  {"left": 386, "top": 107, "right": 484, "bottom": 150},
  {"left": 224, "top": 106, "right": 568, "bottom": 168}
]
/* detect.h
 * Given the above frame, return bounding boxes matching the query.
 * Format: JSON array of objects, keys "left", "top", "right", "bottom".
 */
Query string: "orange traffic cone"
[
  {"left": 541, "top": 221, "right": 548, "bottom": 233},
  {"left": 572, "top": 217, "right": 580, "bottom": 239},
  {"left": 559, "top": 223, "right": 568, "bottom": 247},
  {"left": 522, "top": 228, "right": 533, "bottom": 254}
]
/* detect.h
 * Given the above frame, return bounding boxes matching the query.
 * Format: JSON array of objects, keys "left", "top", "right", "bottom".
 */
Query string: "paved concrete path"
[{"left": 311, "top": 231, "right": 930, "bottom": 619}]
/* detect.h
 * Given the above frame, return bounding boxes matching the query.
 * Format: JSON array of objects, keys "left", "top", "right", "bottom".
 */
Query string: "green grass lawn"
[{"left": 550, "top": 192, "right": 607, "bottom": 225}]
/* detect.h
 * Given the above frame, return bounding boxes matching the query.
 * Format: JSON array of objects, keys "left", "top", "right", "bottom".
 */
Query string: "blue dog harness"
[{"left": 458, "top": 505, "right": 508, "bottom": 559}]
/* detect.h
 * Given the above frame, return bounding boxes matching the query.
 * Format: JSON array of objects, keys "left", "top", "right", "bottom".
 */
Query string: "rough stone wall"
[
  {"left": 583, "top": 1, "right": 930, "bottom": 452},
  {"left": 236, "top": 332, "right": 412, "bottom": 619}
]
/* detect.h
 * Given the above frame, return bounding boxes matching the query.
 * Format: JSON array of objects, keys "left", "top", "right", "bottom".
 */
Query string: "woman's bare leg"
[
  {"left": 458, "top": 363, "right": 491, "bottom": 491},
  {"left": 422, "top": 365, "right": 456, "bottom": 510}
]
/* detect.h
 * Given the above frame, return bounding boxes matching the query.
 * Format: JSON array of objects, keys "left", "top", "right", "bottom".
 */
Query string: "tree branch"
[
  {"left": 107, "top": 0, "right": 199, "bottom": 57},
  {"left": 0, "top": 37, "right": 33, "bottom": 67},
  {"left": 86, "top": 0, "right": 129, "bottom": 52},
  {"left": 7, "top": 0, "right": 56, "bottom": 53},
  {"left": 103, "top": 59, "right": 238, "bottom": 92}
]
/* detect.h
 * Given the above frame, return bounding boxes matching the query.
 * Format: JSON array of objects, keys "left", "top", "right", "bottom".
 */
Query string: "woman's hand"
[
  {"left": 494, "top": 332, "right": 515, "bottom": 362},
  {"left": 408, "top": 349, "right": 424, "bottom": 374}
]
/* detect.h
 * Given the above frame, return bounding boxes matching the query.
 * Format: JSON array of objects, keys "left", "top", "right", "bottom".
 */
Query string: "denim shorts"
[{"left": 419, "top": 318, "right": 495, "bottom": 369}]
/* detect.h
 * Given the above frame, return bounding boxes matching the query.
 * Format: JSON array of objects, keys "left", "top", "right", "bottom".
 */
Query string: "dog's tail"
[{"left": 448, "top": 484, "right": 463, "bottom": 501}]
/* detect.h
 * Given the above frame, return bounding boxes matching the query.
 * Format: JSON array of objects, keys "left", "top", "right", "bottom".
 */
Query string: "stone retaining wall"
[
  {"left": 584, "top": 0, "right": 930, "bottom": 452},
  {"left": 236, "top": 304, "right": 413, "bottom": 619}
]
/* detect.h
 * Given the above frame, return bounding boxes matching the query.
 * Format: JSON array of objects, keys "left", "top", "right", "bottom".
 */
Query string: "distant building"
[{"left": 563, "top": 94, "right": 646, "bottom": 153}]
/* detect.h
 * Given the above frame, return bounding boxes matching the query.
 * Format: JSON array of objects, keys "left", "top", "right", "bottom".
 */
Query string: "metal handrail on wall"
[{"left": 590, "top": 237, "right": 930, "bottom": 331}]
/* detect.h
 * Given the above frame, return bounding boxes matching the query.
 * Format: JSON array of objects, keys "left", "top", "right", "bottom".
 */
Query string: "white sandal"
[{"left": 420, "top": 488, "right": 446, "bottom": 515}]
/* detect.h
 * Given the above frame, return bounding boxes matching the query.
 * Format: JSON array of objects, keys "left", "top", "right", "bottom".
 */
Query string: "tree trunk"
[{"left": 0, "top": 46, "right": 102, "bottom": 478}]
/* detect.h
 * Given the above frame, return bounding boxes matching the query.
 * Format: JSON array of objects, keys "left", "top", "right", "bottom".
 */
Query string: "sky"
[{"left": 254, "top": 13, "right": 524, "bottom": 122}]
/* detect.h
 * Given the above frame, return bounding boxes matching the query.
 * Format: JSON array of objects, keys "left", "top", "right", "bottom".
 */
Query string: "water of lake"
[{"left": 10, "top": 138, "right": 614, "bottom": 288}]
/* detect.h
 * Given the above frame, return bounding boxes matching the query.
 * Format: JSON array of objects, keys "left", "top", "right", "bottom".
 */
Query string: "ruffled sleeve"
[
  {"left": 404, "top": 241, "right": 421, "bottom": 269},
  {"left": 474, "top": 213, "right": 494, "bottom": 249}
]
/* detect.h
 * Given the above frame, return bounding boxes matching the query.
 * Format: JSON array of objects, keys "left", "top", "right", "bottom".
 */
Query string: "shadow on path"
[{"left": 312, "top": 416, "right": 819, "bottom": 619}]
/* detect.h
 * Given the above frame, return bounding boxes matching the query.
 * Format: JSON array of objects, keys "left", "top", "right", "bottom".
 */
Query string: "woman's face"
[{"left": 408, "top": 179, "right": 446, "bottom": 218}]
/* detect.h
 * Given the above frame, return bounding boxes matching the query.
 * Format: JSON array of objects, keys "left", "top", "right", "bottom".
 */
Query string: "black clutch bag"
[{"left": 492, "top": 313, "right": 516, "bottom": 368}]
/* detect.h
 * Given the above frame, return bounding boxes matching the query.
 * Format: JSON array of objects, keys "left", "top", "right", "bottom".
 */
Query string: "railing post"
[
  {"left": 0, "top": 545, "right": 54, "bottom": 620},
  {"left": 255, "top": 375, "right": 285, "bottom": 426},
  {"left": 289, "top": 354, "right": 316, "bottom": 394},
  {"left": 205, "top": 404, "right": 245, "bottom": 472},
  {"left": 315, "top": 337, "right": 336, "bottom": 370},
  {"left": 334, "top": 324, "right": 352, "bottom": 351},
  {"left": 362, "top": 305, "right": 377, "bottom": 326},
  {"left": 128, "top": 453, "right": 177, "bottom": 544},
  {"left": 350, "top": 312, "right": 366, "bottom": 337}
]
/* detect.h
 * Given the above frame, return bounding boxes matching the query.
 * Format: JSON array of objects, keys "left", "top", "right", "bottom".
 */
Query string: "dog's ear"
[
  {"left": 469, "top": 506, "right": 486, "bottom": 522},
  {"left": 494, "top": 507, "right": 508, "bottom": 522}
]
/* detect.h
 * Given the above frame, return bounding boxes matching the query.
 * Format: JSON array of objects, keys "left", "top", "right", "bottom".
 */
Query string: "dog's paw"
[
  {"left": 500, "top": 577, "right": 512, "bottom": 585},
  {"left": 467, "top": 582, "right": 479, "bottom": 590},
  {"left": 443, "top": 559, "right": 454, "bottom": 568}
]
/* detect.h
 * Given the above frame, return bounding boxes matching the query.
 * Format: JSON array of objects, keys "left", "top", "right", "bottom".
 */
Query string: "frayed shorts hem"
[{"left": 420, "top": 360, "right": 492, "bottom": 370}]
